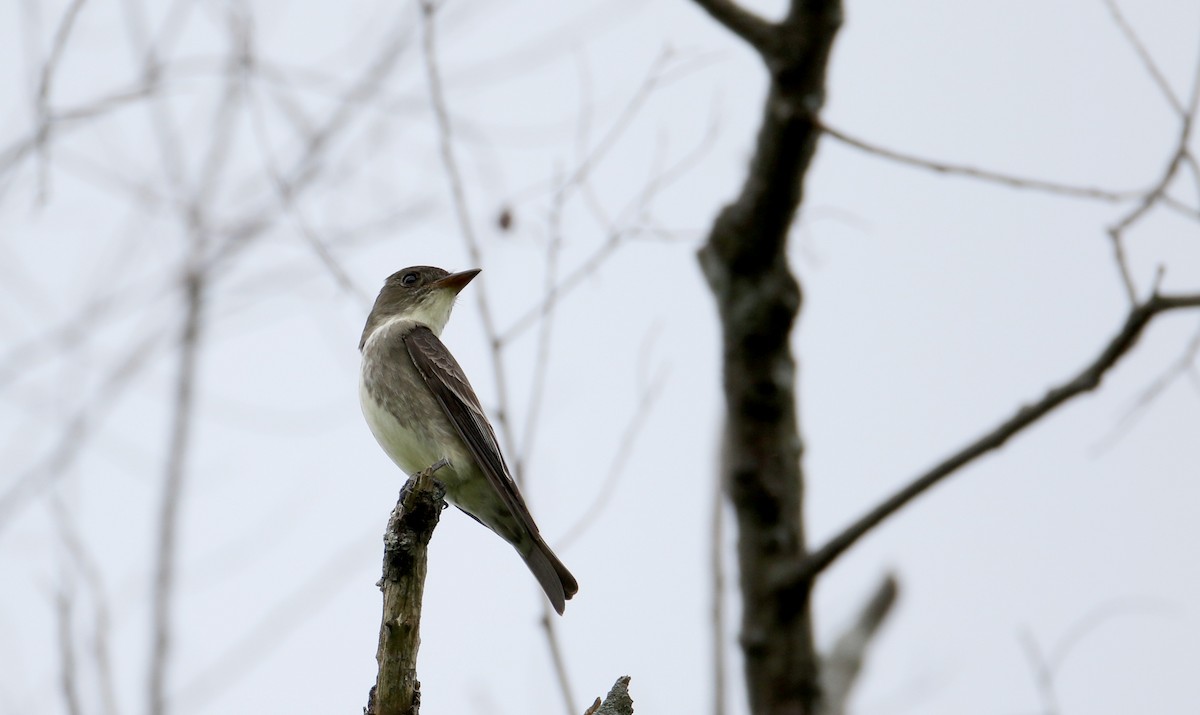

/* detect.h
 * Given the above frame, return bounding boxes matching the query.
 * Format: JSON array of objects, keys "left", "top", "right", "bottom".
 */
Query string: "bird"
[{"left": 358, "top": 265, "right": 578, "bottom": 614}]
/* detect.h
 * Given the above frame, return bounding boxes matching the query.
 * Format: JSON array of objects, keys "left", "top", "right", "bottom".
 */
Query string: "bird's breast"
[{"left": 358, "top": 348, "right": 472, "bottom": 485}]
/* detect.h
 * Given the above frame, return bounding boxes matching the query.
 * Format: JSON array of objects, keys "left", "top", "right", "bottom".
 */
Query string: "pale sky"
[{"left": 1, "top": 1, "right": 1198, "bottom": 715}]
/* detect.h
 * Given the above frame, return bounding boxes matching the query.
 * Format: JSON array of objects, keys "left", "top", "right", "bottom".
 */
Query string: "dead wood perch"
[
  {"left": 583, "top": 676, "right": 634, "bottom": 715},
  {"left": 365, "top": 461, "right": 447, "bottom": 715}
]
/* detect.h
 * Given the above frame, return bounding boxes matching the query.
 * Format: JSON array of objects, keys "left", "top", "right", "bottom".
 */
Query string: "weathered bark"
[
  {"left": 692, "top": 2, "right": 1200, "bottom": 714},
  {"left": 582, "top": 676, "right": 635, "bottom": 715},
  {"left": 365, "top": 465, "right": 446, "bottom": 715},
  {"left": 692, "top": 1, "right": 843, "bottom": 714}
]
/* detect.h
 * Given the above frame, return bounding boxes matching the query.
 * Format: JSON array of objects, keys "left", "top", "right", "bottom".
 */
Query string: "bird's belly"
[
  {"left": 358, "top": 369, "right": 513, "bottom": 541},
  {"left": 361, "top": 379, "right": 437, "bottom": 471},
  {"left": 358, "top": 376, "right": 475, "bottom": 487}
]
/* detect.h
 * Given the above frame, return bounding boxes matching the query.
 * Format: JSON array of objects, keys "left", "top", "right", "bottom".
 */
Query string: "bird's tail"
[{"left": 520, "top": 537, "right": 578, "bottom": 615}]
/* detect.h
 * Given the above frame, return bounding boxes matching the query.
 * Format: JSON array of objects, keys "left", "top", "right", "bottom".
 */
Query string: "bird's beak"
[{"left": 431, "top": 268, "right": 481, "bottom": 294}]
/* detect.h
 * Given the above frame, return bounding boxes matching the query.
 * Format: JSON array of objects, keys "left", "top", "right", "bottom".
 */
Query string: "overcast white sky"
[{"left": 2, "top": 1, "right": 1199, "bottom": 714}]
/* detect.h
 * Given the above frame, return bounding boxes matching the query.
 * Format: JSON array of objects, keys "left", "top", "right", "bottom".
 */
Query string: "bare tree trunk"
[{"left": 692, "top": 1, "right": 843, "bottom": 713}]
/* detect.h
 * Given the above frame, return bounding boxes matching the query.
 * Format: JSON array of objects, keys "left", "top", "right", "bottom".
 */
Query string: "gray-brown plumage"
[{"left": 358, "top": 265, "right": 578, "bottom": 614}]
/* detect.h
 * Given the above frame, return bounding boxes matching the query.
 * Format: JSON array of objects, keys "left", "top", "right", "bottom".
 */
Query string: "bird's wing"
[{"left": 403, "top": 325, "right": 541, "bottom": 535}]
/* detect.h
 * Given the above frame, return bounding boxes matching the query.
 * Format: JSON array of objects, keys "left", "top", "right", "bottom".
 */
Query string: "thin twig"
[
  {"left": 419, "top": 6, "right": 576, "bottom": 713},
  {"left": 557, "top": 368, "right": 667, "bottom": 550},
  {"left": 789, "top": 292, "right": 1200, "bottom": 589},
  {"left": 1017, "top": 596, "right": 1176, "bottom": 715},
  {"left": 515, "top": 172, "right": 567, "bottom": 481},
  {"left": 144, "top": 12, "right": 240, "bottom": 709},
  {"left": 208, "top": 17, "right": 413, "bottom": 271},
  {"left": 147, "top": 267, "right": 205, "bottom": 715},
  {"left": 816, "top": 117, "right": 1142, "bottom": 202},
  {"left": 1092, "top": 319, "right": 1200, "bottom": 454},
  {"left": 500, "top": 105, "right": 718, "bottom": 345},
  {"left": 1103, "top": 0, "right": 1184, "bottom": 113},
  {"left": 33, "top": 0, "right": 88, "bottom": 203},
  {"left": 1104, "top": 118, "right": 1194, "bottom": 303},
  {"left": 1017, "top": 630, "right": 1060, "bottom": 715},
  {"left": 524, "top": 265, "right": 576, "bottom": 715},
  {"left": 1047, "top": 597, "right": 1177, "bottom": 672},
  {"left": 539, "top": 605, "right": 578, "bottom": 715},
  {"left": 55, "top": 589, "right": 83, "bottom": 715},
  {"left": 564, "top": 50, "right": 674, "bottom": 195},
  {"left": 710, "top": 437, "right": 727, "bottom": 715},
  {"left": 53, "top": 496, "right": 120, "bottom": 715},
  {"left": 241, "top": 46, "right": 370, "bottom": 304},
  {"left": 498, "top": 47, "right": 721, "bottom": 215},
  {"left": 1103, "top": 26, "right": 1200, "bottom": 304},
  {"left": 230, "top": 5, "right": 371, "bottom": 304},
  {"left": 418, "top": 0, "right": 517, "bottom": 459},
  {"left": 0, "top": 81, "right": 155, "bottom": 201},
  {"left": 0, "top": 328, "right": 164, "bottom": 532}
]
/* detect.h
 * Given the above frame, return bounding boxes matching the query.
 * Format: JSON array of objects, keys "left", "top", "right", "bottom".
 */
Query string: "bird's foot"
[{"left": 399, "top": 458, "right": 449, "bottom": 506}]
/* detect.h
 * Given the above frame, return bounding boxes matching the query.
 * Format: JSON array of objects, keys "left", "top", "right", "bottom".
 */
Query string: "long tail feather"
[{"left": 520, "top": 538, "right": 578, "bottom": 615}]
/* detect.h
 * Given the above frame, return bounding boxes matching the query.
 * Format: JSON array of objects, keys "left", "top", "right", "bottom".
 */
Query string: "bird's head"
[{"left": 361, "top": 266, "right": 480, "bottom": 348}]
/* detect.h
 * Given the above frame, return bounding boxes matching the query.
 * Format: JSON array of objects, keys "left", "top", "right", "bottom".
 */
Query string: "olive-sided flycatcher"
[{"left": 358, "top": 266, "right": 578, "bottom": 614}]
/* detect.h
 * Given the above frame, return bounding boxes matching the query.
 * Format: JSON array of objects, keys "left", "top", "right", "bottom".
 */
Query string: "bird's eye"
[{"left": 401, "top": 272, "right": 419, "bottom": 286}]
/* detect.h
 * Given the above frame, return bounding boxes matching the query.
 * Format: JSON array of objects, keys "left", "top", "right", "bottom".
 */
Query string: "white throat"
[
  {"left": 364, "top": 290, "right": 458, "bottom": 348},
  {"left": 407, "top": 289, "right": 457, "bottom": 336}
]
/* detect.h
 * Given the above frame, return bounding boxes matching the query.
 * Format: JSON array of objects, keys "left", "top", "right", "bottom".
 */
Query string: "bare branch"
[
  {"left": 33, "top": 0, "right": 88, "bottom": 202},
  {"left": 546, "top": 359, "right": 664, "bottom": 710},
  {"left": 53, "top": 496, "right": 120, "bottom": 715},
  {"left": 0, "top": 327, "right": 164, "bottom": 532},
  {"left": 1105, "top": 118, "right": 1195, "bottom": 303},
  {"left": 148, "top": 268, "right": 206, "bottom": 715},
  {"left": 1047, "top": 597, "right": 1177, "bottom": 672},
  {"left": 710, "top": 439, "right": 728, "bottom": 715},
  {"left": 540, "top": 605, "right": 579, "bottom": 715},
  {"left": 144, "top": 10, "right": 255, "bottom": 712},
  {"left": 1018, "top": 597, "right": 1176, "bottom": 715},
  {"left": 816, "top": 117, "right": 1142, "bottom": 202},
  {"left": 1017, "top": 630, "right": 1060, "bottom": 715},
  {"left": 242, "top": 60, "right": 371, "bottom": 304},
  {"left": 1103, "top": 28, "right": 1200, "bottom": 303},
  {"left": 817, "top": 575, "right": 899, "bottom": 715},
  {"left": 564, "top": 50, "right": 675, "bottom": 194},
  {"left": 0, "top": 81, "right": 154, "bottom": 195},
  {"left": 793, "top": 292, "right": 1200, "bottom": 586},
  {"left": 1103, "top": 0, "right": 1184, "bottom": 113},
  {"left": 419, "top": 9, "right": 585, "bottom": 712},
  {"left": 418, "top": 0, "right": 517, "bottom": 459},
  {"left": 173, "top": 528, "right": 382, "bottom": 710},
  {"left": 209, "top": 17, "right": 413, "bottom": 271},
  {"left": 501, "top": 105, "right": 718, "bottom": 345},
  {"left": 514, "top": 173, "right": 567, "bottom": 480},
  {"left": 55, "top": 589, "right": 83, "bottom": 715},
  {"left": 500, "top": 48, "right": 721, "bottom": 217},
  {"left": 557, "top": 369, "right": 666, "bottom": 549},
  {"left": 689, "top": 0, "right": 775, "bottom": 53},
  {"left": 1092, "top": 320, "right": 1200, "bottom": 453}
]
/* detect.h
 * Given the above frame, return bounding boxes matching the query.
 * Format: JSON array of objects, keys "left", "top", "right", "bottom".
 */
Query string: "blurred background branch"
[{"left": 2, "top": 2, "right": 1198, "bottom": 715}]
